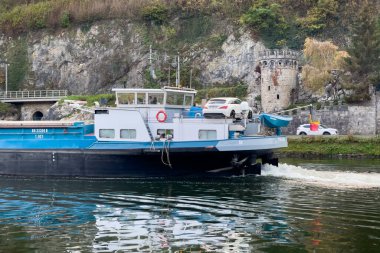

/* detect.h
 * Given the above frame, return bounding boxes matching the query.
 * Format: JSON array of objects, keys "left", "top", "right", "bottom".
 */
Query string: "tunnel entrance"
[{"left": 32, "top": 111, "right": 43, "bottom": 121}]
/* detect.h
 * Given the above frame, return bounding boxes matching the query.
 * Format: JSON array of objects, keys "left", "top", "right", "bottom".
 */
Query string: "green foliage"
[
  {"left": 206, "top": 33, "right": 227, "bottom": 50},
  {"left": 240, "top": 0, "right": 282, "bottom": 31},
  {"left": 143, "top": 68, "right": 162, "bottom": 89},
  {"left": 195, "top": 84, "right": 248, "bottom": 103},
  {"left": 173, "top": 16, "right": 213, "bottom": 46},
  {"left": 297, "top": 0, "right": 338, "bottom": 35},
  {"left": 240, "top": 0, "right": 285, "bottom": 48},
  {"left": 343, "top": 3, "right": 380, "bottom": 103},
  {"left": 7, "top": 38, "right": 28, "bottom": 91},
  {"left": 60, "top": 11, "right": 71, "bottom": 28},
  {"left": 255, "top": 95, "right": 261, "bottom": 102},
  {"left": 64, "top": 94, "right": 116, "bottom": 106},
  {"left": 0, "top": 1, "right": 52, "bottom": 31},
  {"left": 141, "top": 2, "right": 169, "bottom": 25},
  {"left": 0, "top": 102, "right": 13, "bottom": 113},
  {"left": 240, "top": 0, "right": 303, "bottom": 49}
]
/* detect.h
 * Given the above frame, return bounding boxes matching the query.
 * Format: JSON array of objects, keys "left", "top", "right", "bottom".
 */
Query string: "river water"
[{"left": 0, "top": 159, "right": 379, "bottom": 252}]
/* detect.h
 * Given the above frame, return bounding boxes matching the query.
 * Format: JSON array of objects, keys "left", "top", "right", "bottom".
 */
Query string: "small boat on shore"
[
  {"left": 259, "top": 113, "right": 292, "bottom": 135},
  {"left": 0, "top": 87, "right": 289, "bottom": 177}
]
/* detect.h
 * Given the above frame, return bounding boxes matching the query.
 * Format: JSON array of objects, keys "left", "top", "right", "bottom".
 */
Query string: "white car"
[
  {"left": 203, "top": 97, "right": 252, "bottom": 119},
  {"left": 296, "top": 124, "right": 338, "bottom": 135}
]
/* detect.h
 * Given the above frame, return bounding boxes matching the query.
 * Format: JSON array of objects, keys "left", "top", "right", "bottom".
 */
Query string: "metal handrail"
[{"left": 0, "top": 90, "right": 68, "bottom": 99}]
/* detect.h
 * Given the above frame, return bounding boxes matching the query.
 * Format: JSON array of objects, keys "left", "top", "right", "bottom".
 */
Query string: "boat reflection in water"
[{"left": 0, "top": 160, "right": 380, "bottom": 253}]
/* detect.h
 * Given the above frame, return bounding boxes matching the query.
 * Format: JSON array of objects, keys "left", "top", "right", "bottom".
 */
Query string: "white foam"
[{"left": 262, "top": 163, "right": 380, "bottom": 189}]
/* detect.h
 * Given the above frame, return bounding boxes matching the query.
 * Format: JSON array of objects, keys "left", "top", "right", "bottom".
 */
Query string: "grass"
[
  {"left": 63, "top": 94, "right": 116, "bottom": 106},
  {"left": 281, "top": 135, "right": 380, "bottom": 157},
  {"left": 0, "top": 0, "right": 254, "bottom": 34}
]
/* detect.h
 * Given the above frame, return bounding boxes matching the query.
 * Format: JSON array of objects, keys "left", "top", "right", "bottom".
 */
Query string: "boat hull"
[{"left": 0, "top": 148, "right": 275, "bottom": 177}]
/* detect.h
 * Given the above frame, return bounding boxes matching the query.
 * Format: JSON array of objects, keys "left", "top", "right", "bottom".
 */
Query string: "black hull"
[{"left": 0, "top": 149, "right": 274, "bottom": 178}]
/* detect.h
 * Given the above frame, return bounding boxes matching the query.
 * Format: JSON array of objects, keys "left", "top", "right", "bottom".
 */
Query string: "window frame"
[
  {"left": 99, "top": 129, "right": 115, "bottom": 139},
  {"left": 120, "top": 129, "right": 137, "bottom": 139},
  {"left": 198, "top": 129, "right": 217, "bottom": 140}
]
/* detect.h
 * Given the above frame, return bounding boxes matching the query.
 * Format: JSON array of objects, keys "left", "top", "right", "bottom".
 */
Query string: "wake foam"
[{"left": 262, "top": 163, "right": 380, "bottom": 189}]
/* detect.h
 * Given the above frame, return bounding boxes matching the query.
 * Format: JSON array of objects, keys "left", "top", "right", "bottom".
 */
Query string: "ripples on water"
[{"left": 0, "top": 160, "right": 379, "bottom": 252}]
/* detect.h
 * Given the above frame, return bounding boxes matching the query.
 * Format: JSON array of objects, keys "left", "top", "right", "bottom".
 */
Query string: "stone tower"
[{"left": 258, "top": 49, "right": 299, "bottom": 113}]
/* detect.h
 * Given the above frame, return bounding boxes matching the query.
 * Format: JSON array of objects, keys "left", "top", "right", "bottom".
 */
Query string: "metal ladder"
[{"left": 145, "top": 121, "right": 154, "bottom": 141}]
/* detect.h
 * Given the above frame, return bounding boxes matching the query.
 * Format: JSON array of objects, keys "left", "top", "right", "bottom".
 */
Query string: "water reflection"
[{"left": 0, "top": 162, "right": 379, "bottom": 252}]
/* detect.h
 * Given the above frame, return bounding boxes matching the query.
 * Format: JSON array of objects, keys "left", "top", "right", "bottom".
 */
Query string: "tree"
[
  {"left": 302, "top": 38, "right": 347, "bottom": 92},
  {"left": 240, "top": 0, "right": 289, "bottom": 48},
  {"left": 344, "top": 1, "right": 380, "bottom": 102}
]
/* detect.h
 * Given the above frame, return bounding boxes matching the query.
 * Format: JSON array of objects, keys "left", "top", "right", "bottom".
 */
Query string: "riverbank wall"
[{"left": 282, "top": 92, "right": 380, "bottom": 135}]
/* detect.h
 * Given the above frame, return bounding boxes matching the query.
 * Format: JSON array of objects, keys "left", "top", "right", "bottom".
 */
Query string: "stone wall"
[
  {"left": 18, "top": 102, "right": 55, "bottom": 121},
  {"left": 283, "top": 92, "right": 379, "bottom": 135}
]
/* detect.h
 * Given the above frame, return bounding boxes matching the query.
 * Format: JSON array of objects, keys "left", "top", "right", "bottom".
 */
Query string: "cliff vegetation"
[{"left": 0, "top": 0, "right": 379, "bottom": 103}]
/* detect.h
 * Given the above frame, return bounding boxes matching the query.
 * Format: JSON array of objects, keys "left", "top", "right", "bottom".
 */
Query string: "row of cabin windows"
[
  {"left": 99, "top": 129, "right": 137, "bottom": 139},
  {"left": 99, "top": 129, "right": 217, "bottom": 140},
  {"left": 117, "top": 92, "right": 193, "bottom": 106}
]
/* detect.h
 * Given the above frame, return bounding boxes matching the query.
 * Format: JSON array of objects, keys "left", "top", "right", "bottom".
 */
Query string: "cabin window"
[
  {"left": 231, "top": 99, "right": 241, "bottom": 104},
  {"left": 166, "top": 92, "right": 184, "bottom": 106},
  {"left": 199, "top": 130, "right": 217, "bottom": 140},
  {"left": 95, "top": 110, "right": 109, "bottom": 114},
  {"left": 136, "top": 93, "right": 146, "bottom": 104},
  {"left": 117, "top": 93, "right": 134, "bottom": 105},
  {"left": 184, "top": 95, "right": 193, "bottom": 106},
  {"left": 120, "top": 129, "right": 137, "bottom": 139},
  {"left": 99, "top": 129, "right": 115, "bottom": 138},
  {"left": 157, "top": 129, "right": 174, "bottom": 139},
  {"left": 148, "top": 93, "right": 164, "bottom": 104}
]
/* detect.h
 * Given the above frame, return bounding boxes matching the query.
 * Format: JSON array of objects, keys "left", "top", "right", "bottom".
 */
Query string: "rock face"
[
  {"left": 29, "top": 20, "right": 146, "bottom": 94},
  {"left": 201, "top": 33, "right": 265, "bottom": 86},
  {"left": 46, "top": 100, "right": 94, "bottom": 122},
  {"left": 0, "top": 20, "right": 269, "bottom": 95}
]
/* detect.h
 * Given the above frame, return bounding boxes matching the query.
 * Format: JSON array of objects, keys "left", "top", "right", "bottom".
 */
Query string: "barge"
[{"left": 0, "top": 87, "right": 290, "bottom": 177}]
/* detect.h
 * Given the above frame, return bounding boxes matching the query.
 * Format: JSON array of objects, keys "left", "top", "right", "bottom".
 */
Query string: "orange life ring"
[{"left": 156, "top": 110, "right": 167, "bottom": 122}]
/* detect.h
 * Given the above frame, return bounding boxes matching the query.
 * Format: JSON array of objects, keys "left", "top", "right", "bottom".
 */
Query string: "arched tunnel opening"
[{"left": 32, "top": 111, "right": 43, "bottom": 121}]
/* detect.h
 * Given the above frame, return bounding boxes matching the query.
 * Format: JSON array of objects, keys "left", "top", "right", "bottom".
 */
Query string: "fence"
[{"left": 0, "top": 90, "right": 67, "bottom": 100}]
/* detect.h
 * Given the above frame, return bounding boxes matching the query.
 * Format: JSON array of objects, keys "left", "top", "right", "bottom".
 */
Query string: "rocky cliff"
[{"left": 0, "top": 19, "right": 268, "bottom": 96}]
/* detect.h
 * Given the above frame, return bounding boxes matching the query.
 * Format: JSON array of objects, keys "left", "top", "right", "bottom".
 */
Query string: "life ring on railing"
[{"left": 156, "top": 110, "right": 167, "bottom": 122}]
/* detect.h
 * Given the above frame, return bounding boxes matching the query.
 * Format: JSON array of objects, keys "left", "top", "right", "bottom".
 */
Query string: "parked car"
[
  {"left": 296, "top": 124, "right": 338, "bottom": 135},
  {"left": 203, "top": 97, "right": 253, "bottom": 119}
]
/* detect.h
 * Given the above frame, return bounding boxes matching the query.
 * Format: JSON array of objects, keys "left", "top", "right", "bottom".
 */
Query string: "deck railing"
[{"left": 0, "top": 90, "right": 68, "bottom": 100}]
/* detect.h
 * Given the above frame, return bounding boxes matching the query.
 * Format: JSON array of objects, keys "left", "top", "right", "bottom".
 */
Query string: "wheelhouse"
[{"left": 113, "top": 86, "right": 196, "bottom": 109}]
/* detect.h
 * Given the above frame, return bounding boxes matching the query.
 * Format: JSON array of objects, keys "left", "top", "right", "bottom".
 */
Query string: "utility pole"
[
  {"left": 5, "top": 61, "right": 7, "bottom": 96},
  {"left": 189, "top": 68, "right": 193, "bottom": 89},
  {"left": 176, "top": 54, "right": 180, "bottom": 87},
  {"left": 168, "top": 65, "right": 171, "bottom": 86}
]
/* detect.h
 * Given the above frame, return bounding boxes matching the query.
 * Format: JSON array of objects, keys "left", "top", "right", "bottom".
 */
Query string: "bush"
[
  {"left": 60, "top": 11, "right": 71, "bottom": 28},
  {"left": 64, "top": 94, "right": 116, "bottom": 106},
  {"left": 297, "top": 0, "right": 338, "bottom": 35},
  {"left": 240, "top": 0, "right": 286, "bottom": 47},
  {"left": 141, "top": 2, "right": 168, "bottom": 25}
]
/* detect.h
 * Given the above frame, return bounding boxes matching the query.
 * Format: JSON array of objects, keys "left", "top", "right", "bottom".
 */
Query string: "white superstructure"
[{"left": 94, "top": 87, "right": 259, "bottom": 142}]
